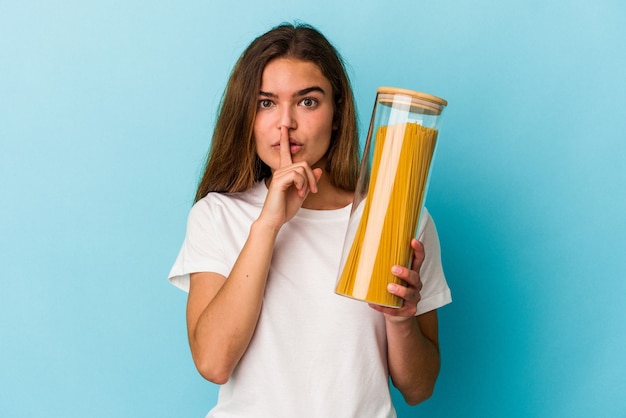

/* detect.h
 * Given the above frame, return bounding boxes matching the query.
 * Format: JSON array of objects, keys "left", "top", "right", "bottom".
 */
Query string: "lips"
[
  {"left": 272, "top": 139, "right": 302, "bottom": 153},
  {"left": 288, "top": 143, "right": 302, "bottom": 153}
]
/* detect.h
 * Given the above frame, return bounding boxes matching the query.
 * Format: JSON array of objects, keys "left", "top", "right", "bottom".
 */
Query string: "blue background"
[{"left": 1, "top": 1, "right": 625, "bottom": 417}]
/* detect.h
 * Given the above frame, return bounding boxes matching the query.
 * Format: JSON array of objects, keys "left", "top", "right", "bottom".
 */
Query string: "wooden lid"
[{"left": 377, "top": 86, "right": 447, "bottom": 115}]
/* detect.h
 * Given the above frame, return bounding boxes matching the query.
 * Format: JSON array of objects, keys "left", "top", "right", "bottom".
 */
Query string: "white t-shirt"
[{"left": 169, "top": 181, "right": 451, "bottom": 418}]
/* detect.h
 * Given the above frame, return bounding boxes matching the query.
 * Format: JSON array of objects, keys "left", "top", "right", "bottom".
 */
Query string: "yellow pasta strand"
[{"left": 336, "top": 122, "right": 438, "bottom": 307}]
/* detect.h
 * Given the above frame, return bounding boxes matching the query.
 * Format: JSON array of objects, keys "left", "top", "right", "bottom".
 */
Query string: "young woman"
[{"left": 169, "top": 23, "right": 451, "bottom": 417}]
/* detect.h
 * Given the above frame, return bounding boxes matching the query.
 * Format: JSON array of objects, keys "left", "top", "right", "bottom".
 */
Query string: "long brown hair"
[{"left": 194, "top": 23, "right": 360, "bottom": 202}]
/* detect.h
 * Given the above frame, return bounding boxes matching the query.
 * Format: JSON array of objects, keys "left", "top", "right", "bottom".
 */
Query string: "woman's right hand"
[
  {"left": 259, "top": 126, "right": 322, "bottom": 228},
  {"left": 187, "top": 128, "right": 322, "bottom": 384}
]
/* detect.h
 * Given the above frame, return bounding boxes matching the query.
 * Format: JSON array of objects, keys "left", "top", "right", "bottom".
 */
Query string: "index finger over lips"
[{"left": 279, "top": 125, "right": 292, "bottom": 168}]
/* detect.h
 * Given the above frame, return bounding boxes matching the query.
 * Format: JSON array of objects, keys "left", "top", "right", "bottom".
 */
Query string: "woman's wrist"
[
  {"left": 385, "top": 314, "right": 419, "bottom": 332},
  {"left": 251, "top": 218, "right": 282, "bottom": 238}
]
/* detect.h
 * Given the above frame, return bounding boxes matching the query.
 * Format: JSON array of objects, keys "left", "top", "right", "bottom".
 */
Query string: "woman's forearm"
[
  {"left": 187, "top": 219, "right": 280, "bottom": 383},
  {"left": 386, "top": 310, "right": 440, "bottom": 405}
]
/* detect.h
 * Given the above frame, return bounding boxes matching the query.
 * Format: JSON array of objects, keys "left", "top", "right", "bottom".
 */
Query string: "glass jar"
[{"left": 335, "top": 87, "right": 447, "bottom": 307}]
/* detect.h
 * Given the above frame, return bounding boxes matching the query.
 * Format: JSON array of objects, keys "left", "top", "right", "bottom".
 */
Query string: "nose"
[{"left": 278, "top": 106, "right": 297, "bottom": 130}]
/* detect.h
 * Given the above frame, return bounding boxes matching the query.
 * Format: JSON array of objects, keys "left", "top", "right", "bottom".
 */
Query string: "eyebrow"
[{"left": 259, "top": 86, "right": 326, "bottom": 98}]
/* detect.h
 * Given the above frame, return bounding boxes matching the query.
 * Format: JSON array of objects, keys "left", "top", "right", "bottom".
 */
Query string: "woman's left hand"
[{"left": 369, "top": 238, "right": 425, "bottom": 322}]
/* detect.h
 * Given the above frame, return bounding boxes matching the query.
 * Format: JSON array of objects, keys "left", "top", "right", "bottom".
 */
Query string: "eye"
[
  {"left": 300, "top": 97, "right": 318, "bottom": 108},
  {"left": 258, "top": 99, "right": 274, "bottom": 109}
]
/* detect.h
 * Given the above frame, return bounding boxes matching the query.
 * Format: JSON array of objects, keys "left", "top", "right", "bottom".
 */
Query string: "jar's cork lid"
[{"left": 377, "top": 86, "right": 447, "bottom": 115}]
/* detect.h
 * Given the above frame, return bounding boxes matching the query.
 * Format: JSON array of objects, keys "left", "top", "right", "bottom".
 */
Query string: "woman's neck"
[{"left": 302, "top": 173, "right": 354, "bottom": 210}]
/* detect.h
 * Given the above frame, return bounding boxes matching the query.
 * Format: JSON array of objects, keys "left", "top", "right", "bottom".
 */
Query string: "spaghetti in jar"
[{"left": 335, "top": 87, "right": 447, "bottom": 307}]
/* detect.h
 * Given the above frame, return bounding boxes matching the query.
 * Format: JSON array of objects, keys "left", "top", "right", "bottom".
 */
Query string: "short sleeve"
[
  {"left": 168, "top": 199, "right": 231, "bottom": 293},
  {"left": 415, "top": 208, "right": 452, "bottom": 315}
]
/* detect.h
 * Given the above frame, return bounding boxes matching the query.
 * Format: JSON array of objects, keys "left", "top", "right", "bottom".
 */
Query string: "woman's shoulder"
[
  {"left": 191, "top": 181, "right": 266, "bottom": 215},
  {"left": 416, "top": 207, "right": 435, "bottom": 237}
]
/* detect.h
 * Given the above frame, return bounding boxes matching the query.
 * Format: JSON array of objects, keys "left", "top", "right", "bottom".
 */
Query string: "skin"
[{"left": 186, "top": 58, "right": 441, "bottom": 404}]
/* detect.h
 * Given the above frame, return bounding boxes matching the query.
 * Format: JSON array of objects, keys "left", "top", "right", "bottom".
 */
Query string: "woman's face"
[{"left": 253, "top": 58, "right": 336, "bottom": 172}]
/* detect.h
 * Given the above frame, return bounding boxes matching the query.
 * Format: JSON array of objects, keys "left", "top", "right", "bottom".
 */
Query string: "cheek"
[
  {"left": 256, "top": 114, "right": 281, "bottom": 145},
  {"left": 309, "top": 108, "right": 335, "bottom": 132},
  {"left": 320, "top": 113, "right": 336, "bottom": 144},
  {"left": 311, "top": 112, "right": 334, "bottom": 149},
  {"left": 252, "top": 131, "right": 277, "bottom": 169}
]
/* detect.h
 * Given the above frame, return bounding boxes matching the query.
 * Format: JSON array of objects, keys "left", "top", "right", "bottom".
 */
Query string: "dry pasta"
[{"left": 335, "top": 122, "right": 438, "bottom": 307}]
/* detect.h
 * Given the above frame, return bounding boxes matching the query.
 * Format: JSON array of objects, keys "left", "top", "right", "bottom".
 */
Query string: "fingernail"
[
  {"left": 387, "top": 283, "right": 398, "bottom": 292},
  {"left": 391, "top": 266, "right": 402, "bottom": 274}
]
